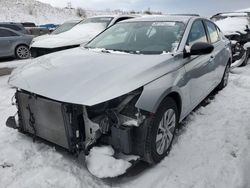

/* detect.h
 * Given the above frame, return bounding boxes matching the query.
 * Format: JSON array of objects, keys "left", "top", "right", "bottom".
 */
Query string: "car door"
[
  {"left": 184, "top": 20, "right": 215, "bottom": 106},
  {"left": 0, "top": 28, "right": 19, "bottom": 57},
  {"left": 204, "top": 20, "right": 227, "bottom": 84}
]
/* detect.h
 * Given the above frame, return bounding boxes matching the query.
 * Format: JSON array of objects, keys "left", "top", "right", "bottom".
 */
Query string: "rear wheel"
[
  {"left": 217, "top": 62, "right": 230, "bottom": 90},
  {"left": 143, "top": 97, "right": 179, "bottom": 164},
  {"left": 15, "top": 45, "right": 30, "bottom": 59},
  {"left": 240, "top": 50, "right": 249, "bottom": 67}
]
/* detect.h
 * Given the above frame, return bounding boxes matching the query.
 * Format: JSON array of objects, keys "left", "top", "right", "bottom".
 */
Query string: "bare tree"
[{"left": 76, "top": 7, "right": 87, "bottom": 18}]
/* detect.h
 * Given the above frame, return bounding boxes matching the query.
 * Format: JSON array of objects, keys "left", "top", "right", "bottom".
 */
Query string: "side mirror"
[{"left": 185, "top": 42, "right": 214, "bottom": 57}]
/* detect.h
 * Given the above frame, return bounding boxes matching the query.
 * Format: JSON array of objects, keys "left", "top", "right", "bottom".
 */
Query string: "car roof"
[
  {"left": 0, "top": 22, "right": 24, "bottom": 26},
  {"left": 212, "top": 12, "right": 250, "bottom": 17},
  {"left": 90, "top": 14, "right": 136, "bottom": 19},
  {"left": 121, "top": 15, "right": 195, "bottom": 23}
]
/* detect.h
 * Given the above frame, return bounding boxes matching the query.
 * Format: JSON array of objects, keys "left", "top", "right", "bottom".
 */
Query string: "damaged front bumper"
[{"left": 6, "top": 90, "right": 147, "bottom": 160}]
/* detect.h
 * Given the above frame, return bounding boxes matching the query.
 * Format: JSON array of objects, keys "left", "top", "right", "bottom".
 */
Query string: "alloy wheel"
[
  {"left": 155, "top": 108, "right": 176, "bottom": 155},
  {"left": 16, "top": 46, "right": 30, "bottom": 59}
]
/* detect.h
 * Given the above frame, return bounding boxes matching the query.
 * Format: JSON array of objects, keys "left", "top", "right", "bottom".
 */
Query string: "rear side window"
[
  {"left": 0, "top": 29, "right": 18, "bottom": 37},
  {"left": 205, "top": 21, "right": 220, "bottom": 43},
  {"left": 187, "top": 20, "right": 208, "bottom": 46},
  {"left": 0, "top": 24, "right": 21, "bottom": 31}
]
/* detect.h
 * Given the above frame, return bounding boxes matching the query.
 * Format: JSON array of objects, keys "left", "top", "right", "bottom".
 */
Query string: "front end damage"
[{"left": 6, "top": 88, "right": 149, "bottom": 164}]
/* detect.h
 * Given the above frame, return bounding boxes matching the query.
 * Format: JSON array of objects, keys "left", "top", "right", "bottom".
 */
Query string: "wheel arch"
[{"left": 136, "top": 86, "right": 183, "bottom": 118}]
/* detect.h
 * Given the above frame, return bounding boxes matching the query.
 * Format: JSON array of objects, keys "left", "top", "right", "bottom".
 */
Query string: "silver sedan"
[
  {"left": 7, "top": 15, "right": 232, "bottom": 167},
  {"left": 0, "top": 27, "right": 33, "bottom": 59}
]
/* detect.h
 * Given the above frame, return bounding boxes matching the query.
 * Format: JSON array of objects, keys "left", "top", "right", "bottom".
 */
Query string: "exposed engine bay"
[{"left": 6, "top": 88, "right": 149, "bottom": 158}]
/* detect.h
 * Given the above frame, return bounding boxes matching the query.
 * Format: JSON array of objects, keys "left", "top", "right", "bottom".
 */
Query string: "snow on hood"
[
  {"left": 9, "top": 47, "right": 176, "bottom": 106},
  {"left": 31, "top": 23, "right": 106, "bottom": 48},
  {"left": 215, "top": 17, "right": 249, "bottom": 35}
]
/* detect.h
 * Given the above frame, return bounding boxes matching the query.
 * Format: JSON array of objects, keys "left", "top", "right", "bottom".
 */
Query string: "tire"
[
  {"left": 142, "top": 97, "right": 179, "bottom": 164},
  {"left": 217, "top": 62, "right": 230, "bottom": 91},
  {"left": 15, "top": 45, "right": 30, "bottom": 59},
  {"left": 239, "top": 50, "right": 249, "bottom": 67}
]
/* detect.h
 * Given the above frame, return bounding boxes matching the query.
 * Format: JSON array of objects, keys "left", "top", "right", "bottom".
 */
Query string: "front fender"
[{"left": 135, "top": 66, "right": 189, "bottom": 120}]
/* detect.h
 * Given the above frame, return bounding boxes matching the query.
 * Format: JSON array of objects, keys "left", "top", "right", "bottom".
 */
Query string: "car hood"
[
  {"left": 9, "top": 47, "right": 178, "bottom": 106},
  {"left": 30, "top": 23, "right": 106, "bottom": 48}
]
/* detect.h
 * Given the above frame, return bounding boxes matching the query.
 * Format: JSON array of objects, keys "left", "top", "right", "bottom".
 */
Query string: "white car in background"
[
  {"left": 30, "top": 15, "right": 135, "bottom": 57},
  {"left": 211, "top": 12, "right": 250, "bottom": 67},
  {"left": 31, "top": 19, "right": 81, "bottom": 43}
]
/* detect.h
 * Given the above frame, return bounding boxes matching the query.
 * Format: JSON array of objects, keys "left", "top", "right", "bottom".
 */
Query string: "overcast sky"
[{"left": 37, "top": 0, "right": 250, "bottom": 16}]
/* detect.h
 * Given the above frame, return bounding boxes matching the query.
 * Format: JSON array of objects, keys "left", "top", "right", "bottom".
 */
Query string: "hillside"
[{"left": 0, "top": 0, "right": 81, "bottom": 24}]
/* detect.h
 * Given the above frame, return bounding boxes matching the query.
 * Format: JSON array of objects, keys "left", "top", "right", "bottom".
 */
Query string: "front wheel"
[
  {"left": 142, "top": 97, "right": 179, "bottom": 164},
  {"left": 15, "top": 45, "right": 30, "bottom": 59}
]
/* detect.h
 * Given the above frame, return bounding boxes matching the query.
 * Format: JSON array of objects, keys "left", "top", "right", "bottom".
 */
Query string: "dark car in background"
[
  {"left": 211, "top": 12, "right": 250, "bottom": 67},
  {"left": 0, "top": 27, "right": 33, "bottom": 59},
  {"left": 21, "top": 22, "right": 50, "bottom": 36}
]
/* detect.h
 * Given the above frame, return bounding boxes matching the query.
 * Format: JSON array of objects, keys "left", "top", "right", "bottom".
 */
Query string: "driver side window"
[{"left": 187, "top": 20, "right": 208, "bottom": 46}]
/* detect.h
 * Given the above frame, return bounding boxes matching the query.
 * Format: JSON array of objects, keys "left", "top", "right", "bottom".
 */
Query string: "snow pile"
[
  {"left": 0, "top": 59, "right": 30, "bottom": 69},
  {"left": 86, "top": 146, "right": 131, "bottom": 178},
  {"left": 0, "top": 0, "right": 80, "bottom": 25},
  {"left": 215, "top": 17, "right": 249, "bottom": 34}
]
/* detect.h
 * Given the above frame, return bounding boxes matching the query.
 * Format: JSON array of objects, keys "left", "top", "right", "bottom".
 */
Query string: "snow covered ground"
[
  {"left": 0, "top": 0, "right": 126, "bottom": 25},
  {"left": 0, "top": 0, "right": 80, "bottom": 25},
  {"left": 1, "top": 60, "right": 250, "bottom": 187}
]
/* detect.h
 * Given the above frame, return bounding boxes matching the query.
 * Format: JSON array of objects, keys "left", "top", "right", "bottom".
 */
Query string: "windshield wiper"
[{"left": 110, "top": 49, "right": 140, "bottom": 54}]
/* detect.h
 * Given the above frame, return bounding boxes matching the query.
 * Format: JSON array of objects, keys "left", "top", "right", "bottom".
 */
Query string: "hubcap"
[
  {"left": 17, "top": 46, "right": 30, "bottom": 59},
  {"left": 155, "top": 109, "right": 176, "bottom": 155},
  {"left": 223, "top": 65, "right": 230, "bottom": 87}
]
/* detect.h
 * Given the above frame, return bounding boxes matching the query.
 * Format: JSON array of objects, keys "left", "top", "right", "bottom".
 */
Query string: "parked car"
[
  {"left": 21, "top": 22, "right": 50, "bottom": 36},
  {"left": 0, "top": 22, "right": 28, "bottom": 34},
  {"left": 211, "top": 12, "right": 250, "bottom": 67},
  {"left": 30, "top": 15, "right": 135, "bottom": 57},
  {"left": 6, "top": 15, "right": 231, "bottom": 171},
  {"left": 30, "top": 20, "right": 81, "bottom": 44},
  {"left": 0, "top": 27, "right": 33, "bottom": 59}
]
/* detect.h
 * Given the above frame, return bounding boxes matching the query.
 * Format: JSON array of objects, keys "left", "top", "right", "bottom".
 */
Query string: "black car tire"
[
  {"left": 15, "top": 45, "right": 30, "bottom": 59},
  {"left": 217, "top": 62, "right": 230, "bottom": 91},
  {"left": 142, "top": 97, "right": 179, "bottom": 164},
  {"left": 239, "top": 50, "right": 249, "bottom": 67}
]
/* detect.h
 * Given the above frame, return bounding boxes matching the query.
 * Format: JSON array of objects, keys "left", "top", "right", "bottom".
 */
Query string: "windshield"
[
  {"left": 52, "top": 22, "right": 79, "bottom": 35},
  {"left": 85, "top": 21, "right": 185, "bottom": 54},
  {"left": 79, "top": 17, "right": 113, "bottom": 28}
]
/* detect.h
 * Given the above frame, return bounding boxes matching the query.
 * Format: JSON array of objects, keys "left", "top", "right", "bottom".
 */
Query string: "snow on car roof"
[
  {"left": 220, "top": 12, "right": 248, "bottom": 17},
  {"left": 215, "top": 16, "right": 249, "bottom": 34},
  {"left": 122, "top": 15, "right": 192, "bottom": 23}
]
